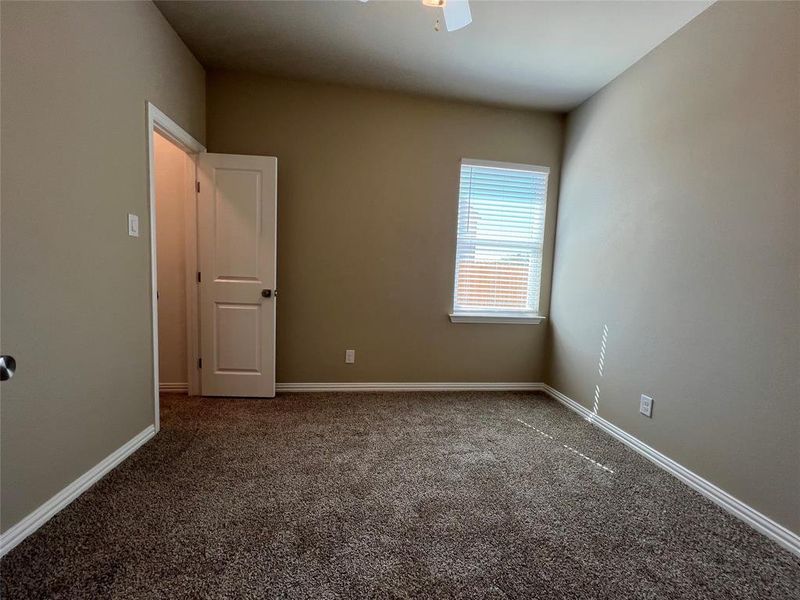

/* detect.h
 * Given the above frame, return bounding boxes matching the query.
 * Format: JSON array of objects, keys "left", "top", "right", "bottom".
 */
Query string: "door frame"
[{"left": 145, "top": 102, "right": 206, "bottom": 432}]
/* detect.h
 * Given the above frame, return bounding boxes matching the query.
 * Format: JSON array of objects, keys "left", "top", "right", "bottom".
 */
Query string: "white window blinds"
[{"left": 452, "top": 159, "right": 549, "bottom": 316}]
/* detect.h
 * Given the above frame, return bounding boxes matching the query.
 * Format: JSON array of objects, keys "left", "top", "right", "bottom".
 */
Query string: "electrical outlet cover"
[{"left": 640, "top": 394, "right": 653, "bottom": 418}]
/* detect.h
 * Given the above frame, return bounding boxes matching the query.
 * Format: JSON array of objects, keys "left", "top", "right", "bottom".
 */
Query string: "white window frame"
[{"left": 449, "top": 158, "right": 548, "bottom": 325}]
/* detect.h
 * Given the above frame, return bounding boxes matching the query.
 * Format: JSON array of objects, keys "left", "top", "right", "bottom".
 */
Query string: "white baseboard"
[
  {"left": 542, "top": 385, "right": 800, "bottom": 557},
  {"left": 276, "top": 382, "right": 544, "bottom": 392},
  {"left": 0, "top": 425, "right": 156, "bottom": 558},
  {"left": 4, "top": 387, "right": 794, "bottom": 560},
  {"left": 159, "top": 382, "right": 188, "bottom": 393}
]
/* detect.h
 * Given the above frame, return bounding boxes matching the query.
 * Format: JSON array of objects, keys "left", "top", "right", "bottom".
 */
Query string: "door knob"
[
  {"left": 0, "top": 355, "right": 16, "bottom": 381},
  {"left": 261, "top": 289, "right": 272, "bottom": 298}
]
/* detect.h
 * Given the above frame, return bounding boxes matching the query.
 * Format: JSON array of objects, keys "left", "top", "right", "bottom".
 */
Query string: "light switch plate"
[
  {"left": 640, "top": 394, "right": 653, "bottom": 418},
  {"left": 128, "top": 214, "right": 139, "bottom": 237}
]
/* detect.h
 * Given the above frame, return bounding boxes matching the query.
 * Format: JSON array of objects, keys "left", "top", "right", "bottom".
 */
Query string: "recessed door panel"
[
  {"left": 198, "top": 153, "right": 277, "bottom": 398},
  {"left": 214, "top": 303, "right": 261, "bottom": 373},
  {"left": 214, "top": 169, "right": 261, "bottom": 281}
]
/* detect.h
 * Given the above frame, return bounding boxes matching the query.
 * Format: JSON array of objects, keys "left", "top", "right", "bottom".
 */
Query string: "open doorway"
[
  {"left": 146, "top": 103, "right": 205, "bottom": 432},
  {"left": 154, "top": 131, "right": 193, "bottom": 395},
  {"left": 146, "top": 103, "right": 277, "bottom": 430}
]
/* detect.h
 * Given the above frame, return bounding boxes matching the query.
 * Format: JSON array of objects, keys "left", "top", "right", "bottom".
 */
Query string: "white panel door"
[{"left": 197, "top": 153, "right": 277, "bottom": 397}]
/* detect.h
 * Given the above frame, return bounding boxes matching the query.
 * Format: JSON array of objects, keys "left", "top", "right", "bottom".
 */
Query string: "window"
[{"left": 450, "top": 159, "right": 549, "bottom": 324}]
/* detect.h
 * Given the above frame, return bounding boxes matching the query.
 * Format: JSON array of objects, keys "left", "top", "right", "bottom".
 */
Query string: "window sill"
[{"left": 449, "top": 313, "right": 546, "bottom": 325}]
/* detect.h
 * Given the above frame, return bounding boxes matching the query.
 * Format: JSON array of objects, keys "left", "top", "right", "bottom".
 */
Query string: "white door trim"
[
  {"left": 146, "top": 102, "right": 205, "bottom": 432},
  {"left": 182, "top": 142, "right": 202, "bottom": 398}
]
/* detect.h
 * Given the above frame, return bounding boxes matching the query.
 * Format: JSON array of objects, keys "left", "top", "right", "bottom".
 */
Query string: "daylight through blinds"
[{"left": 453, "top": 160, "right": 549, "bottom": 314}]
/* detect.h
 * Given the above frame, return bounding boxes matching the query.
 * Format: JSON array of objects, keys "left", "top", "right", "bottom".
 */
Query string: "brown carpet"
[{"left": 1, "top": 391, "right": 798, "bottom": 599}]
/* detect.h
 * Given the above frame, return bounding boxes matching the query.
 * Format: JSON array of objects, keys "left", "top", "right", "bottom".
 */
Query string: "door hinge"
[
  {"left": 197, "top": 271, "right": 201, "bottom": 283},
  {"left": 196, "top": 181, "right": 200, "bottom": 193},
  {"left": 198, "top": 358, "right": 202, "bottom": 369}
]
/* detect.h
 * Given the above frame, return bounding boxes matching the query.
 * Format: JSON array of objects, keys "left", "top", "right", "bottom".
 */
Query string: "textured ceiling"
[{"left": 156, "top": 0, "right": 713, "bottom": 111}]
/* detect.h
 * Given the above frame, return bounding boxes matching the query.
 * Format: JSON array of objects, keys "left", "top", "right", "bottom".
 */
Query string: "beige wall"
[
  {"left": 154, "top": 132, "right": 189, "bottom": 385},
  {"left": 0, "top": 1, "right": 205, "bottom": 531},
  {"left": 547, "top": 1, "right": 800, "bottom": 533},
  {"left": 207, "top": 72, "right": 564, "bottom": 384}
]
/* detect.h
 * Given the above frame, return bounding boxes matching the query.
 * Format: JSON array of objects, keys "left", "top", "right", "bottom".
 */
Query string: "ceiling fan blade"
[{"left": 443, "top": 0, "right": 472, "bottom": 32}]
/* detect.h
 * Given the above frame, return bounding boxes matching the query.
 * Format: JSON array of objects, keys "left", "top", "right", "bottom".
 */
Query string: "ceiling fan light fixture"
[{"left": 422, "top": 0, "right": 446, "bottom": 7}]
